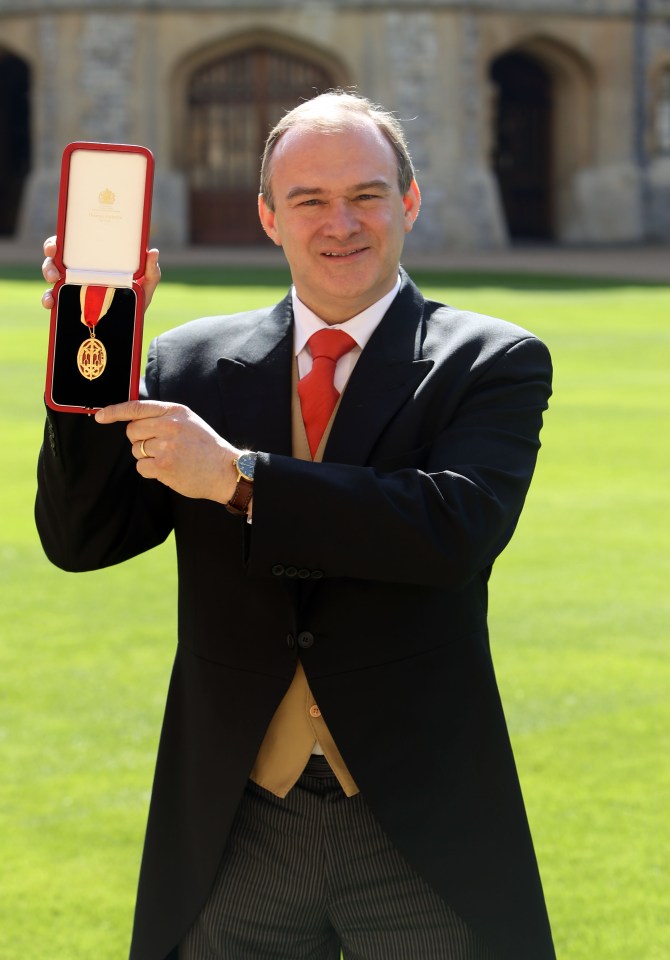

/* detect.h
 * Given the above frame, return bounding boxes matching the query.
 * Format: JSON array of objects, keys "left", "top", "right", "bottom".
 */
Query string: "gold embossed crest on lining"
[{"left": 98, "top": 187, "right": 116, "bottom": 205}]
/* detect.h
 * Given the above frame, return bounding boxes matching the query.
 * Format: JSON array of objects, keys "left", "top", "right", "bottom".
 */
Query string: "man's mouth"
[{"left": 322, "top": 247, "right": 368, "bottom": 258}]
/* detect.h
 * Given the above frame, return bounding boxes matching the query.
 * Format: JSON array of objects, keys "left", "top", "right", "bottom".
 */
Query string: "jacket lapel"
[
  {"left": 324, "top": 273, "right": 433, "bottom": 466},
  {"left": 216, "top": 294, "right": 294, "bottom": 455},
  {"left": 215, "top": 274, "right": 432, "bottom": 465}
]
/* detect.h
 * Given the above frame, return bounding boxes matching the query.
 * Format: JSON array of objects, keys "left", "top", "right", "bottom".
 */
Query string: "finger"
[
  {"left": 42, "top": 288, "right": 55, "bottom": 311},
  {"left": 95, "top": 399, "right": 174, "bottom": 424},
  {"left": 42, "top": 236, "right": 61, "bottom": 286},
  {"left": 42, "top": 261, "right": 60, "bottom": 284},
  {"left": 42, "top": 256, "right": 61, "bottom": 284},
  {"left": 133, "top": 438, "right": 153, "bottom": 461},
  {"left": 143, "top": 248, "right": 161, "bottom": 311}
]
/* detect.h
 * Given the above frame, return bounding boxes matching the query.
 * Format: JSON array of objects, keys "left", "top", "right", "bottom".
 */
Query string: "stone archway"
[
  {"left": 184, "top": 44, "right": 337, "bottom": 245},
  {"left": 0, "top": 50, "right": 31, "bottom": 236},
  {"left": 490, "top": 50, "right": 554, "bottom": 240},
  {"left": 488, "top": 35, "right": 595, "bottom": 244}
]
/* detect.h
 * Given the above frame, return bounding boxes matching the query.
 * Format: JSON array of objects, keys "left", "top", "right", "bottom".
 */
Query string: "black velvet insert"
[{"left": 49, "top": 284, "right": 139, "bottom": 410}]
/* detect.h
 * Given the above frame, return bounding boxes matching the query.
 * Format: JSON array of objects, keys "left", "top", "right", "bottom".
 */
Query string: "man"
[{"left": 38, "top": 91, "right": 555, "bottom": 960}]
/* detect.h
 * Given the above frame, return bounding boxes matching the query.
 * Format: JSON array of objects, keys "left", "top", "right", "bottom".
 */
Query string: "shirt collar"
[{"left": 291, "top": 276, "right": 402, "bottom": 356}]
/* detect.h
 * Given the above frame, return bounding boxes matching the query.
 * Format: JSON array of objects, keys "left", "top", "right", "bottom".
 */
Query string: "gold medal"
[
  {"left": 77, "top": 285, "right": 115, "bottom": 380},
  {"left": 77, "top": 330, "right": 108, "bottom": 380}
]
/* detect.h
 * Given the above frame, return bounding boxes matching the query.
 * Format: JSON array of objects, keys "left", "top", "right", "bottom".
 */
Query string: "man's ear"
[
  {"left": 402, "top": 179, "right": 421, "bottom": 233},
  {"left": 258, "top": 194, "right": 282, "bottom": 246}
]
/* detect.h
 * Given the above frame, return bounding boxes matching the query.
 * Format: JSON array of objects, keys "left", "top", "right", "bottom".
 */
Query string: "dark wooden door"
[
  {"left": 490, "top": 52, "right": 553, "bottom": 241},
  {"left": 0, "top": 53, "right": 30, "bottom": 236},
  {"left": 187, "top": 48, "right": 334, "bottom": 245}
]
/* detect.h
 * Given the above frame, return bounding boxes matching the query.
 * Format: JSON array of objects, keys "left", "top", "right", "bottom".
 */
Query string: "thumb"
[{"left": 143, "top": 248, "right": 161, "bottom": 311}]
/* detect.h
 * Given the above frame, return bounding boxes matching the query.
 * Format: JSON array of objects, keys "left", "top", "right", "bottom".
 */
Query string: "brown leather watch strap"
[{"left": 225, "top": 476, "right": 254, "bottom": 516}]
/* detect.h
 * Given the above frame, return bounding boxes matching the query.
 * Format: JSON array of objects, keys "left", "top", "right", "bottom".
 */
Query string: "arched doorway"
[
  {"left": 0, "top": 51, "right": 31, "bottom": 236},
  {"left": 490, "top": 51, "right": 553, "bottom": 241},
  {"left": 186, "top": 46, "right": 335, "bottom": 244}
]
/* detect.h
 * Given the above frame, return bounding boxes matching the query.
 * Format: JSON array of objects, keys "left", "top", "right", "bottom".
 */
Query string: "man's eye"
[
  {"left": 356, "top": 194, "right": 380, "bottom": 201},
  {"left": 300, "top": 199, "right": 323, "bottom": 207}
]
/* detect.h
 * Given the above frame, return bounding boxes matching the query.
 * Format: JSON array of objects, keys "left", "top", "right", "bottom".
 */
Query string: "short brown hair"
[{"left": 259, "top": 89, "right": 415, "bottom": 211}]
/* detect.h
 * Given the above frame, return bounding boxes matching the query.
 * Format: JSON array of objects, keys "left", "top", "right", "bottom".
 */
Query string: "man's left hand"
[{"left": 95, "top": 400, "right": 241, "bottom": 504}]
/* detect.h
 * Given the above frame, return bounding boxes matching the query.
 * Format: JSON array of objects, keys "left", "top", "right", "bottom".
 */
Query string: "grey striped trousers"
[{"left": 179, "top": 756, "right": 496, "bottom": 960}]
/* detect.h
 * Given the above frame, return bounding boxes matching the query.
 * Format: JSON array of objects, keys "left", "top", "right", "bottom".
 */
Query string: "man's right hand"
[{"left": 40, "top": 236, "right": 161, "bottom": 311}]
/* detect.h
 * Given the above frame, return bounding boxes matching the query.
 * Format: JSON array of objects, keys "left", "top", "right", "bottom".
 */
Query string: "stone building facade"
[{"left": 1, "top": 0, "right": 670, "bottom": 250}]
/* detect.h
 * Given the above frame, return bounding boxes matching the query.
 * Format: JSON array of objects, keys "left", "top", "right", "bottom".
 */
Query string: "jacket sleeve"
[
  {"left": 246, "top": 334, "right": 552, "bottom": 590},
  {"left": 35, "top": 344, "right": 173, "bottom": 573}
]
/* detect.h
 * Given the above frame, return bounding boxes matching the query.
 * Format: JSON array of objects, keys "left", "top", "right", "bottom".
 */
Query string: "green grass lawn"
[{"left": 1, "top": 263, "right": 668, "bottom": 959}]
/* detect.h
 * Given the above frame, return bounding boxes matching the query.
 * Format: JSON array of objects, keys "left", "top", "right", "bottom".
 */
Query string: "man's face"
[{"left": 258, "top": 120, "right": 421, "bottom": 324}]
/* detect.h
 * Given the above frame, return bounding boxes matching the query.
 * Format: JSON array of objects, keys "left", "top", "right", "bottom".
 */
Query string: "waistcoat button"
[{"left": 297, "top": 631, "right": 314, "bottom": 649}]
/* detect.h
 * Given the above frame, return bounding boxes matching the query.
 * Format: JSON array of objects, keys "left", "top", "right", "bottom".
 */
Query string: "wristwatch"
[{"left": 225, "top": 451, "right": 257, "bottom": 516}]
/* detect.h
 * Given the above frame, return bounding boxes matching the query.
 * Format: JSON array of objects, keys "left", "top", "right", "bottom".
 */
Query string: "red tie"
[{"left": 298, "top": 328, "right": 356, "bottom": 458}]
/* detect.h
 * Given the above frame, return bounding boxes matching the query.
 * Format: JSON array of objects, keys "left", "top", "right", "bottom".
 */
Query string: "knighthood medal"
[{"left": 77, "top": 285, "right": 115, "bottom": 380}]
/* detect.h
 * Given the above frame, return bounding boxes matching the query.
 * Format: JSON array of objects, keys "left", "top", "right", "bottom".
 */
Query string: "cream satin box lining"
[{"left": 63, "top": 149, "right": 148, "bottom": 287}]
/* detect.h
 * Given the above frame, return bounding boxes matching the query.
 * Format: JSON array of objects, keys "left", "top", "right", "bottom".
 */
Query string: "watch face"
[{"left": 236, "top": 452, "right": 257, "bottom": 481}]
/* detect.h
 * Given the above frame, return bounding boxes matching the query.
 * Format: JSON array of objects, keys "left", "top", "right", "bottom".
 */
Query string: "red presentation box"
[{"left": 45, "top": 141, "right": 154, "bottom": 413}]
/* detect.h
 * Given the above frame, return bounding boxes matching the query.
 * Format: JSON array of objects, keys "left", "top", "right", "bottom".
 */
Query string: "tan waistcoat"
[{"left": 248, "top": 361, "right": 359, "bottom": 799}]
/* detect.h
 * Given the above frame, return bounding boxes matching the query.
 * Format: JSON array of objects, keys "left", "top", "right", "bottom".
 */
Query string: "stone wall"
[{"left": 1, "top": 0, "right": 668, "bottom": 248}]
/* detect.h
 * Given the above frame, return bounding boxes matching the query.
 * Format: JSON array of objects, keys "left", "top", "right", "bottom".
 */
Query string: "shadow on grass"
[
  {"left": 409, "top": 270, "right": 669, "bottom": 292},
  {"left": 1, "top": 263, "right": 667, "bottom": 291}
]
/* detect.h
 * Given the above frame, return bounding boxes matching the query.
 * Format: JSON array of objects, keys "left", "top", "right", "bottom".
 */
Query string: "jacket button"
[
  {"left": 310, "top": 570, "right": 324, "bottom": 580},
  {"left": 285, "top": 566, "right": 298, "bottom": 578},
  {"left": 297, "top": 568, "right": 311, "bottom": 579},
  {"left": 309, "top": 704, "right": 321, "bottom": 718},
  {"left": 271, "top": 564, "right": 284, "bottom": 576},
  {"left": 297, "top": 631, "right": 314, "bottom": 649},
  {"left": 286, "top": 633, "right": 295, "bottom": 649}
]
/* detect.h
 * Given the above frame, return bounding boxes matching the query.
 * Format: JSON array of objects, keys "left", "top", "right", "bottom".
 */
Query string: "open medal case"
[{"left": 45, "top": 142, "right": 154, "bottom": 413}]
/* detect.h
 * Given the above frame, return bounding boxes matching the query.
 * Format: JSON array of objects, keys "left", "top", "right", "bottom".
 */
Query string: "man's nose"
[{"left": 323, "top": 199, "right": 361, "bottom": 238}]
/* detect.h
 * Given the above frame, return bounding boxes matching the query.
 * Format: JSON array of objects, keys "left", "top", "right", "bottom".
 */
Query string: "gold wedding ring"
[{"left": 139, "top": 439, "right": 149, "bottom": 459}]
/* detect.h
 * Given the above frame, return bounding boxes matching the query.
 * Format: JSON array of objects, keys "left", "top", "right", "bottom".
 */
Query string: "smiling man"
[
  {"left": 37, "top": 90, "right": 555, "bottom": 960},
  {"left": 257, "top": 109, "right": 421, "bottom": 323}
]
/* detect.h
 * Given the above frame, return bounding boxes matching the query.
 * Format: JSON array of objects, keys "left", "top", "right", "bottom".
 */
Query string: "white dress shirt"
[{"left": 291, "top": 276, "right": 402, "bottom": 390}]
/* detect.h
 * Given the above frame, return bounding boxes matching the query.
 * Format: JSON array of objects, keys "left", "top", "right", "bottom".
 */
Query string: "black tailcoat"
[{"left": 36, "top": 273, "right": 555, "bottom": 960}]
